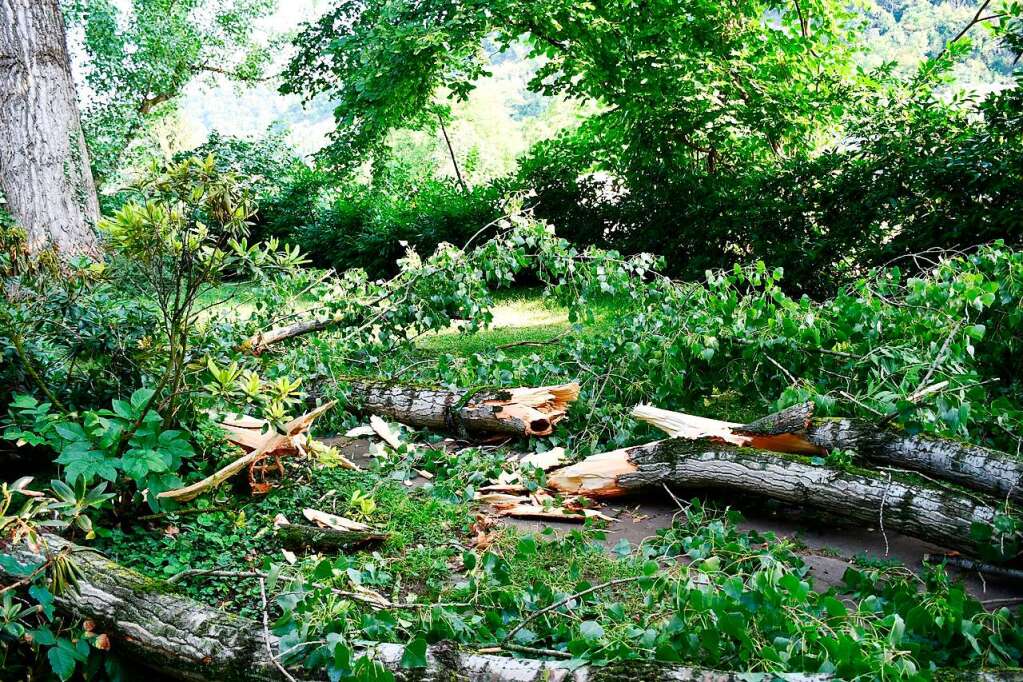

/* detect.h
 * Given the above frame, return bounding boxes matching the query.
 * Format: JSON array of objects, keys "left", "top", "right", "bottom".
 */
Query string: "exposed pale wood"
[
  {"left": 370, "top": 415, "right": 402, "bottom": 449},
  {"left": 633, "top": 403, "right": 824, "bottom": 455},
  {"left": 518, "top": 447, "right": 567, "bottom": 470},
  {"left": 548, "top": 439, "right": 1020, "bottom": 558},
  {"left": 159, "top": 402, "right": 335, "bottom": 502},
  {"left": 240, "top": 318, "right": 332, "bottom": 355},
  {"left": 301, "top": 508, "right": 370, "bottom": 532},
  {"left": 493, "top": 503, "right": 616, "bottom": 523},
  {"left": 545, "top": 449, "right": 640, "bottom": 497},
  {"left": 0, "top": 534, "right": 843, "bottom": 681},
  {"left": 346, "top": 381, "right": 579, "bottom": 437}
]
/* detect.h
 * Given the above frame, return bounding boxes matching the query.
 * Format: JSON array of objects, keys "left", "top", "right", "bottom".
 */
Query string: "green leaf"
[
  {"left": 399, "top": 636, "right": 428, "bottom": 668},
  {"left": 54, "top": 423, "right": 88, "bottom": 442},
  {"left": 130, "top": 388, "right": 156, "bottom": 410},
  {"left": 121, "top": 447, "right": 168, "bottom": 481},
  {"left": 579, "top": 620, "right": 604, "bottom": 641},
  {"left": 47, "top": 640, "right": 77, "bottom": 681},
  {"left": 56, "top": 446, "right": 118, "bottom": 484}
]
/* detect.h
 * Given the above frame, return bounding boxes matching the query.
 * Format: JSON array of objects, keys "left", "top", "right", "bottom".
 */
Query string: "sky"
[{"left": 177, "top": 0, "right": 333, "bottom": 155}]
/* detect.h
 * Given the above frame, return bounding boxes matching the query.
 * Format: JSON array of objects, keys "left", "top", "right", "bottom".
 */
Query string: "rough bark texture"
[
  {"left": 0, "top": 535, "right": 841, "bottom": 682},
  {"left": 346, "top": 381, "right": 579, "bottom": 437},
  {"left": 549, "top": 439, "right": 1017, "bottom": 557},
  {"left": 807, "top": 417, "right": 1023, "bottom": 505},
  {"left": 0, "top": 0, "right": 100, "bottom": 259},
  {"left": 1, "top": 534, "right": 277, "bottom": 681},
  {"left": 637, "top": 403, "right": 1023, "bottom": 505},
  {"left": 277, "top": 523, "right": 388, "bottom": 550}
]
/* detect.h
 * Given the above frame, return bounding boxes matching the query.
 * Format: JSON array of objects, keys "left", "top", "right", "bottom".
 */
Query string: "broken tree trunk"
[
  {"left": 345, "top": 381, "right": 580, "bottom": 438},
  {"left": 547, "top": 439, "right": 1020, "bottom": 558},
  {"left": 277, "top": 523, "right": 388, "bottom": 551},
  {"left": 634, "top": 403, "right": 1023, "bottom": 505},
  {"left": 0, "top": 534, "right": 839, "bottom": 682}
]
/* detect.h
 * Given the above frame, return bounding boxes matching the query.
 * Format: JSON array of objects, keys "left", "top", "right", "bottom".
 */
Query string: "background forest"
[{"left": 1, "top": 0, "right": 1023, "bottom": 680}]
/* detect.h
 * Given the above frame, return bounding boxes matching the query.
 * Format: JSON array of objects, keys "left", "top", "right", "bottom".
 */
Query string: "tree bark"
[
  {"left": 806, "top": 417, "right": 1023, "bottom": 505},
  {"left": 240, "top": 318, "right": 332, "bottom": 355},
  {"left": 0, "top": 534, "right": 840, "bottom": 682},
  {"left": 547, "top": 439, "right": 1020, "bottom": 558},
  {"left": 633, "top": 403, "right": 1023, "bottom": 505},
  {"left": 0, "top": 0, "right": 100, "bottom": 259},
  {"left": 344, "top": 381, "right": 579, "bottom": 437}
]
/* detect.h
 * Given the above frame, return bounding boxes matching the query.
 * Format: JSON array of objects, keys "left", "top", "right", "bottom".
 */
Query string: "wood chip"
[
  {"left": 370, "top": 415, "right": 402, "bottom": 449},
  {"left": 302, "top": 508, "right": 370, "bottom": 532},
  {"left": 519, "top": 447, "right": 567, "bottom": 471},
  {"left": 493, "top": 503, "right": 616, "bottom": 523}
]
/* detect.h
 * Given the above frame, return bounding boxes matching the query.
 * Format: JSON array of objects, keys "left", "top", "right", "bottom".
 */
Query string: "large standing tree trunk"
[{"left": 0, "top": 0, "right": 100, "bottom": 259}]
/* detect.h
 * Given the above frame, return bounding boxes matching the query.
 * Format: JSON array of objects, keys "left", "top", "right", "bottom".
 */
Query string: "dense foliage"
[
  {"left": 3, "top": 0, "right": 1023, "bottom": 679},
  {"left": 66, "top": 0, "right": 276, "bottom": 185},
  {"left": 280, "top": 0, "right": 1023, "bottom": 291}
]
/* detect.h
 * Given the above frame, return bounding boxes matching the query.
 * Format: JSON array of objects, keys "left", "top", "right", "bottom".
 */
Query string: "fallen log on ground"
[
  {"left": 344, "top": 381, "right": 580, "bottom": 437},
  {"left": 277, "top": 523, "right": 388, "bottom": 550},
  {"left": 633, "top": 403, "right": 1023, "bottom": 504},
  {"left": 546, "top": 439, "right": 1021, "bottom": 558},
  {"left": 159, "top": 402, "right": 336, "bottom": 503},
  {"left": 0, "top": 534, "right": 844, "bottom": 682}
]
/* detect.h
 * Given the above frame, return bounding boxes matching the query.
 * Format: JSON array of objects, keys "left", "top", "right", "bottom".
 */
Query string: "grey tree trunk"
[
  {"left": 806, "top": 417, "right": 1023, "bottom": 505},
  {"left": 344, "top": 381, "right": 578, "bottom": 437},
  {"left": 548, "top": 439, "right": 1020, "bottom": 558},
  {"left": 0, "top": 0, "right": 101, "bottom": 259}
]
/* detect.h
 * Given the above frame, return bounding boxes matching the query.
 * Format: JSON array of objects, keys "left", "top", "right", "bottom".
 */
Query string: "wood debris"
[
  {"left": 370, "top": 415, "right": 403, "bottom": 449},
  {"left": 302, "top": 507, "right": 370, "bottom": 532},
  {"left": 517, "top": 447, "right": 567, "bottom": 470},
  {"left": 159, "top": 402, "right": 336, "bottom": 502}
]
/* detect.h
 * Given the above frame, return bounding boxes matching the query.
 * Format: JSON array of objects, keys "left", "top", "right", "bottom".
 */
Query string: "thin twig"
[
  {"left": 497, "top": 330, "right": 569, "bottom": 350},
  {"left": 504, "top": 576, "right": 641, "bottom": 643},
  {"left": 259, "top": 577, "right": 298, "bottom": 682}
]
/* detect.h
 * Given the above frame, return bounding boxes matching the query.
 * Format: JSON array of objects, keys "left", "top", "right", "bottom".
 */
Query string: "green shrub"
[{"left": 295, "top": 178, "right": 504, "bottom": 278}]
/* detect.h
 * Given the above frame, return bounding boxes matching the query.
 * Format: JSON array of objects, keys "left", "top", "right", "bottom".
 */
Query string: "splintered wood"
[
  {"left": 346, "top": 381, "right": 580, "bottom": 438},
  {"left": 541, "top": 402, "right": 1023, "bottom": 558},
  {"left": 632, "top": 403, "right": 825, "bottom": 455},
  {"left": 159, "top": 402, "right": 338, "bottom": 502}
]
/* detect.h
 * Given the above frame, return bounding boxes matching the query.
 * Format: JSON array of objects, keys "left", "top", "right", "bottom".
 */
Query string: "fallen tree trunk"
[
  {"left": 0, "top": 534, "right": 840, "bottom": 682},
  {"left": 633, "top": 403, "right": 1023, "bottom": 505},
  {"left": 345, "top": 381, "right": 580, "bottom": 438},
  {"left": 547, "top": 439, "right": 1020, "bottom": 558},
  {"left": 277, "top": 523, "right": 388, "bottom": 551},
  {"left": 807, "top": 417, "right": 1023, "bottom": 505}
]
